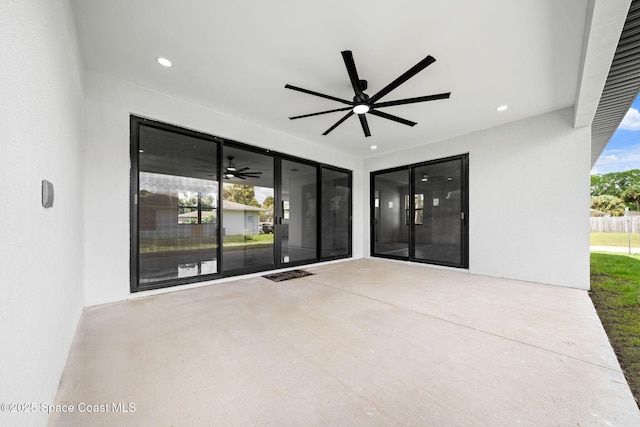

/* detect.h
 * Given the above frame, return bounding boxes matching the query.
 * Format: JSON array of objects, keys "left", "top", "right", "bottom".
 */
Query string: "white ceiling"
[{"left": 70, "top": 0, "right": 589, "bottom": 158}]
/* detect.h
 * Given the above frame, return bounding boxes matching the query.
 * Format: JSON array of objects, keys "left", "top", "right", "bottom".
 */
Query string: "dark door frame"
[
  {"left": 130, "top": 115, "right": 225, "bottom": 293},
  {"left": 370, "top": 154, "right": 469, "bottom": 269},
  {"left": 130, "top": 115, "right": 353, "bottom": 291}
]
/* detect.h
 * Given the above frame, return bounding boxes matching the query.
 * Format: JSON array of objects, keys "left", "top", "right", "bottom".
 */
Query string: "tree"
[
  {"left": 590, "top": 195, "right": 626, "bottom": 217},
  {"left": 622, "top": 184, "right": 640, "bottom": 211},
  {"left": 260, "top": 196, "right": 274, "bottom": 222},
  {"left": 591, "top": 169, "right": 640, "bottom": 198},
  {"left": 222, "top": 184, "right": 260, "bottom": 207}
]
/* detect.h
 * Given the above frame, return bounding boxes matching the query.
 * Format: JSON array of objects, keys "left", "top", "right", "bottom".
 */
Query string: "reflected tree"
[{"left": 223, "top": 184, "right": 260, "bottom": 207}]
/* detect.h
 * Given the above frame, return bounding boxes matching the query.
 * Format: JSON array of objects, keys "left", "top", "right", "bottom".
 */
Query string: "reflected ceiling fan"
[
  {"left": 285, "top": 50, "right": 451, "bottom": 137},
  {"left": 223, "top": 156, "right": 262, "bottom": 180}
]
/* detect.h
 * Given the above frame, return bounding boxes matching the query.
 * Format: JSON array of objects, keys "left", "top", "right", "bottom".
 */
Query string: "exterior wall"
[
  {"left": 0, "top": 1, "right": 85, "bottom": 425},
  {"left": 224, "top": 210, "right": 259, "bottom": 236},
  {"left": 364, "top": 108, "right": 591, "bottom": 289},
  {"left": 83, "top": 71, "right": 363, "bottom": 306}
]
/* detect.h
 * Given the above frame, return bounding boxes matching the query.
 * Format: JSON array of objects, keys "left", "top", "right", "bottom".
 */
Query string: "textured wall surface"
[
  {"left": 82, "top": 71, "right": 363, "bottom": 306},
  {"left": 0, "top": 0, "right": 85, "bottom": 425},
  {"left": 365, "top": 108, "right": 591, "bottom": 289}
]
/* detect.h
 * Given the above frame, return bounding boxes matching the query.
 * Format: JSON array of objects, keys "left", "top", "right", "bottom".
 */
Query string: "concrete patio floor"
[{"left": 50, "top": 259, "right": 640, "bottom": 426}]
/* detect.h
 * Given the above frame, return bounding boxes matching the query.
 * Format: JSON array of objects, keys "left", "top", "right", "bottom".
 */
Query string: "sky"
[{"left": 591, "top": 95, "right": 640, "bottom": 175}]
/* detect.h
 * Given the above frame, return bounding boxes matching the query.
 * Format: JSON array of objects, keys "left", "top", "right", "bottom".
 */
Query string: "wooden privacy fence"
[{"left": 590, "top": 216, "right": 640, "bottom": 233}]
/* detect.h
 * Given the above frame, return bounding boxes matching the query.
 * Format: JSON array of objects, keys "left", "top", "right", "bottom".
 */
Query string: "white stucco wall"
[
  {"left": 364, "top": 108, "right": 591, "bottom": 289},
  {"left": 83, "top": 71, "right": 363, "bottom": 306},
  {"left": 84, "top": 69, "right": 590, "bottom": 308},
  {"left": 0, "top": 1, "right": 85, "bottom": 425}
]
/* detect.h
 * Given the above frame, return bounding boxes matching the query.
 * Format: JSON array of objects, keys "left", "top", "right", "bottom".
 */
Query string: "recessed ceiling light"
[
  {"left": 370, "top": 145, "right": 377, "bottom": 150},
  {"left": 156, "top": 57, "right": 172, "bottom": 67},
  {"left": 496, "top": 105, "right": 508, "bottom": 112}
]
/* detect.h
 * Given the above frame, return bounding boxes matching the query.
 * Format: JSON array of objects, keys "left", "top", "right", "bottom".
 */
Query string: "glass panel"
[
  {"left": 281, "top": 160, "right": 318, "bottom": 264},
  {"left": 321, "top": 168, "right": 351, "bottom": 258},
  {"left": 138, "top": 125, "right": 219, "bottom": 284},
  {"left": 372, "top": 169, "right": 410, "bottom": 257},
  {"left": 413, "top": 158, "right": 463, "bottom": 265},
  {"left": 222, "top": 147, "right": 275, "bottom": 272}
]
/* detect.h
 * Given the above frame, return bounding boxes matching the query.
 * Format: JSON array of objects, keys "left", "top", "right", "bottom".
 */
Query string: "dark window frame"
[
  {"left": 320, "top": 165, "right": 353, "bottom": 261},
  {"left": 177, "top": 191, "right": 217, "bottom": 225},
  {"left": 130, "top": 115, "right": 352, "bottom": 292},
  {"left": 130, "top": 116, "right": 224, "bottom": 292},
  {"left": 370, "top": 154, "right": 469, "bottom": 269}
]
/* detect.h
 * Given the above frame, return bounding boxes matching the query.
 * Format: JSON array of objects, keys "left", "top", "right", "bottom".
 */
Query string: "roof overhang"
[{"left": 573, "top": 0, "right": 636, "bottom": 166}]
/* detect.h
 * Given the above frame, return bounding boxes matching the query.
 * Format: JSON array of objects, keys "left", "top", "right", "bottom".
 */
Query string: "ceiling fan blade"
[
  {"left": 285, "top": 84, "right": 353, "bottom": 106},
  {"left": 342, "top": 50, "right": 365, "bottom": 96},
  {"left": 235, "top": 167, "right": 250, "bottom": 172},
  {"left": 369, "top": 55, "right": 436, "bottom": 104},
  {"left": 369, "top": 109, "right": 417, "bottom": 127},
  {"left": 373, "top": 92, "right": 451, "bottom": 109},
  {"left": 289, "top": 106, "right": 353, "bottom": 120},
  {"left": 358, "top": 114, "right": 371, "bottom": 137},
  {"left": 322, "top": 111, "right": 354, "bottom": 135}
]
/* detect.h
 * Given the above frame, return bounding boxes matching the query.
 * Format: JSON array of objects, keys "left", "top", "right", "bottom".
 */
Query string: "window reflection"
[
  {"left": 371, "top": 169, "right": 410, "bottom": 258},
  {"left": 132, "top": 117, "right": 353, "bottom": 291},
  {"left": 137, "top": 125, "right": 219, "bottom": 285},
  {"left": 221, "top": 147, "right": 275, "bottom": 272},
  {"left": 321, "top": 167, "right": 351, "bottom": 258},
  {"left": 281, "top": 160, "right": 318, "bottom": 264}
]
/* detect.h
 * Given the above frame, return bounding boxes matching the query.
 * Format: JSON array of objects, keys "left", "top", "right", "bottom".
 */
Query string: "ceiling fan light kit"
[
  {"left": 223, "top": 156, "right": 262, "bottom": 180},
  {"left": 285, "top": 50, "right": 451, "bottom": 137}
]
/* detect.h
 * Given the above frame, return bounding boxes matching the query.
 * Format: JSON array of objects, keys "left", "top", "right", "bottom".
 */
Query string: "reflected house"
[
  {"left": 140, "top": 191, "right": 264, "bottom": 238},
  {"left": 139, "top": 191, "right": 215, "bottom": 240},
  {"left": 181, "top": 200, "right": 265, "bottom": 236},
  {"left": 139, "top": 172, "right": 267, "bottom": 238},
  {"left": 221, "top": 201, "right": 265, "bottom": 236}
]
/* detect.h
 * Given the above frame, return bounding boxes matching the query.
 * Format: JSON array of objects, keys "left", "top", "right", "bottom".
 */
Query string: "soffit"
[{"left": 591, "top": 0, "right": 640, "bottom": 165}]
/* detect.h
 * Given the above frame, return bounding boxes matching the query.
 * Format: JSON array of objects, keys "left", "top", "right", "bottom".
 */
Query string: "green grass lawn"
[
  {"left": 140, "top": 234, "right": 274, "bottom": 254},
  {"left": 223, "top": 233, "right": 274, "bottom": 249},
  {"left": 590, "top": 252, "right": 640, "bottom": 407},
  {"left": 590, "top": 232, "right": 640, "bottom": 247}
]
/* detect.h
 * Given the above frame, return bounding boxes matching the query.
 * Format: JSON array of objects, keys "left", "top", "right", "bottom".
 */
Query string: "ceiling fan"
[
  {"left": 285, "top": 50, "right": 451, "bottom": 137},
  {"left": 223, "top": 156, "right": 262, "bottom": 180}
]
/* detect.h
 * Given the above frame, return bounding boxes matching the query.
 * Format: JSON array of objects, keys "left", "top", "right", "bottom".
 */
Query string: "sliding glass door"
[
  {"left": 412, "top": 156, "right": 466, "bottom": 266},
  {"left": 321, "top": 167, "right": 352, "bottom": 259},
  {"left": 371, "top": 155, "right": 468, "bottom": 268},
  {"left": 372, "top": 169, "right": 410, "bottom": 258},
  {"left": 133, "top": 122, "right": 221, "bottom": 290},
  {"left": 221, "top": 146, "right": 275, "bottom": 274},
  {"left": 131, "top": 116, "right": 352, "bottom": 291},
  {"left": 279, "top": 158, "right": 318, "bottom": 265}
]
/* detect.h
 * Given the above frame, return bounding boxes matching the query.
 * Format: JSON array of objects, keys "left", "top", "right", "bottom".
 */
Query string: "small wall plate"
[{"left": 42, "top": 180, "right": 54, "bottom": 208}]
